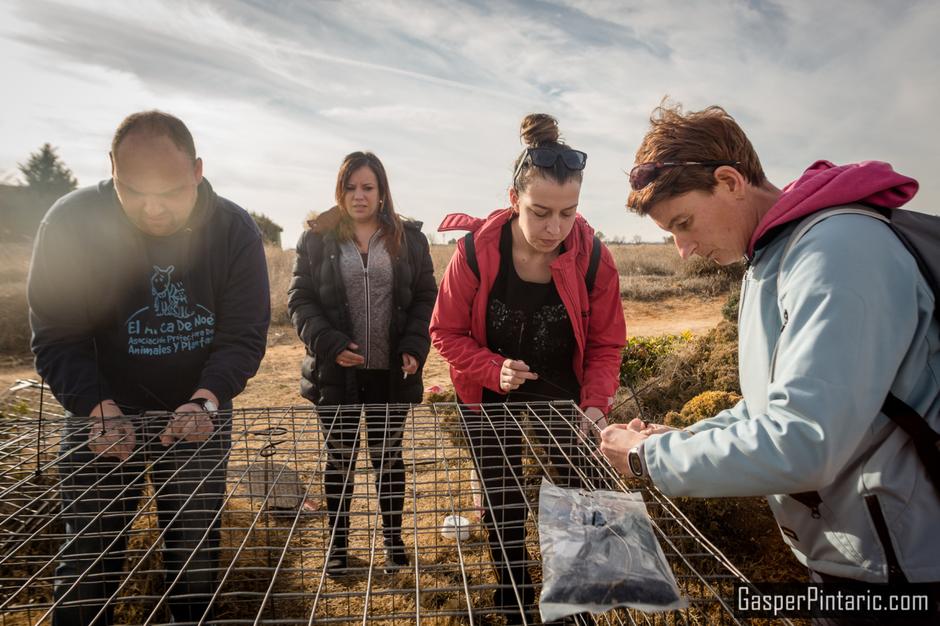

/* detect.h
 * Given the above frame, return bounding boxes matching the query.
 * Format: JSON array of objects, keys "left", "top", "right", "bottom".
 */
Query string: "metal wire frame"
[{"left": 0, "top": 381, "right": 791, "bottom": 625}]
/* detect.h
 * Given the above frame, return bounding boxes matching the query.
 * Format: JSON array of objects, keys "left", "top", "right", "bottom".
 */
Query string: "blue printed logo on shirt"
[{"left": 124, "top": 265, "right": 215, "bottom": 356}]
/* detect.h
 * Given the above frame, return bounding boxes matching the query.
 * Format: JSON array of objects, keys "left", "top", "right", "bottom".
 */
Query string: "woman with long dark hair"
[{"left": 289, "top": 151, "right": 437, "bottom": 575}]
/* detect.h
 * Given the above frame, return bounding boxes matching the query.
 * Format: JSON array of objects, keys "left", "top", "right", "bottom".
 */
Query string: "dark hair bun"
[{"left": 520, "top": 113, "right": 560, "bottom": 147}]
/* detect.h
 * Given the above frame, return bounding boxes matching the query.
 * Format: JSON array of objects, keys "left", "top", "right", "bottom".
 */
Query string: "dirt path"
[
  {"left": 0, "top": 296, "right": 726, "bottom": 406},
  {"left": 624, "top": 295, "right": 725, "bottom": 338},
  {"left": 0, "top": 360, "right": 37, "bottom": 396}
]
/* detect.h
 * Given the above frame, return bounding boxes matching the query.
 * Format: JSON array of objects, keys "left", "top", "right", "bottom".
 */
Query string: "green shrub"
[
  {"left": 721, "top": 285, "right": 741, "bottom": 323},
  {"left": 619, "top": 331, "right": 692, "bottom": 388},
  {"left": 611, "top": 321, "right": 740, "bottom": 423},
  {"left": 425, "top": 387, "right": 456, "bottom": 404},
  {"left": 664, "top": 390, "right": 742, "bottom": 429},
  {"left": 678, "top": 256, "right": 745, "bottom": 279}
]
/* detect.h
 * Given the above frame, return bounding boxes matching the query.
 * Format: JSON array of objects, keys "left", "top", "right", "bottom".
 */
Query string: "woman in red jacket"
[{"left": 430, "top": 113, "right": 626, "bottom": 623}]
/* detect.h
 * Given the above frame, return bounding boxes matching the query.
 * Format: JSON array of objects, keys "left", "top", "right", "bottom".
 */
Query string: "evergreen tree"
[{"left": 18, "top": 143, "right": 78, "bottom": 197}]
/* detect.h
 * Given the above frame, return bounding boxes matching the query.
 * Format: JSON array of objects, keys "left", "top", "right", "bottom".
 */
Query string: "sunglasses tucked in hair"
[
  {"left": 629, "top": 160, "right": 740, "bottom": 191},
  {"left": 513, "top": 146, "right": 587, "bottom": 186}
]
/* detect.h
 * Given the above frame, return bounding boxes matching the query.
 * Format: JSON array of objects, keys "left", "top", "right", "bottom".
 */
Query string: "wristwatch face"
[
  {"left": 193, "top": 397, "right": 218, "bottom": 412},
  {"left": 628, "top": 448, "right": 644, "bottom": 477}
]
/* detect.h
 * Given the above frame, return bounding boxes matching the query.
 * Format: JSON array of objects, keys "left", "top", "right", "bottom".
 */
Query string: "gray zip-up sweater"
[{"left": 339, "top": 233, "right": 393, "bottom": 369}]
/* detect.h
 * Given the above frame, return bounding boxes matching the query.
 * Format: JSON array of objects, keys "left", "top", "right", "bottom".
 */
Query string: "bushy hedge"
[{"left": 619, "top": 332, "right": 693, "bottom": 388}]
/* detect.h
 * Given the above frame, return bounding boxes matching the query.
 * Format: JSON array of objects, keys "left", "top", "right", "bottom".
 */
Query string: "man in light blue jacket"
[{"left": 601, "top": 103, "right": 940, "bottom": 616}]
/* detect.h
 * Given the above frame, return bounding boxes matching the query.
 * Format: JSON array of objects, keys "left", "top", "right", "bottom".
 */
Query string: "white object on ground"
[{"left": 440, "top": 514, "right": 471, "bottom": 541}]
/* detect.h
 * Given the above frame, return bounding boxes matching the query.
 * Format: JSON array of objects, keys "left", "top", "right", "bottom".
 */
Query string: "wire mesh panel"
[{"left": 0, "top": 381, "right": 787, "bottom": 625}]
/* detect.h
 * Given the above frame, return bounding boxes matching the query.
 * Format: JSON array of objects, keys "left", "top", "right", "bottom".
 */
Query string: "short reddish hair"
[{"left": 627, "top": 101, "right": 765, "bottom": 215}]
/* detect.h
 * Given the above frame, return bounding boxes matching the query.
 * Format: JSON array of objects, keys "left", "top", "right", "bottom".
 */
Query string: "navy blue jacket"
[{"left": 28, "top": 179, "right": 270, "bottom": 415}]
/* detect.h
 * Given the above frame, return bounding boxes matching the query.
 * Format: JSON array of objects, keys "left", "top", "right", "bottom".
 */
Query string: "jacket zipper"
[
  {"left": 769, "top": 309, "right": 789, "bottom": 383},
  {"left": 328, "top": 249, "right": 349, "bottom": 324},
  {"left": 363, "top": 263, "right": 370, "bottom": 368},
  {"left": 864, "top": 494, "right": 908, "bottom": 583},
  {"left": 737, "top": 264, "right": 750, "bottom": 322},
  {"left": 360, "top": 230, "right": 384, "bottom": 369},
  {"left": 359, "top": 239, "right": 371, "bottom": 369}
]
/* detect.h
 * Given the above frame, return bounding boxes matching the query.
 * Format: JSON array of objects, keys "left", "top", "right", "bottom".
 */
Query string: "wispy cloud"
[{"left": 1, "top": 0, "right": 938, "bottom": 246}]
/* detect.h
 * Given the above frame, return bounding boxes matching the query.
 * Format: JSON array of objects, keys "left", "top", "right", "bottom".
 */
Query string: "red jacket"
[{"left": 430, "top": 208, "right": 626, "bottom": 413}]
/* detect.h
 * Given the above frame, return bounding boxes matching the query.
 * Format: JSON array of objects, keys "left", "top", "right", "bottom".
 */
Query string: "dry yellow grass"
[
  {"left": 265, "top": 244, "right": 295, "bottom": 327},
  {"left": 0, "top": 243, "right": 33, "bottom": 358}
]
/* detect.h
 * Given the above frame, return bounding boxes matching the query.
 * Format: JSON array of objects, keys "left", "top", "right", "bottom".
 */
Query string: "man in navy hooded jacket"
[
  {"left": 28, "top": 110, "right": 270, "bottom": 624},
  {"left": 600, "top": 103, "right": 939, "bottom": 623}
]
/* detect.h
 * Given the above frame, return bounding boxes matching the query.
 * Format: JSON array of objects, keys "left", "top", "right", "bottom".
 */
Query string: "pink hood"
[{"left": 748, "top": 160, "right": 919, "bottom": 257}]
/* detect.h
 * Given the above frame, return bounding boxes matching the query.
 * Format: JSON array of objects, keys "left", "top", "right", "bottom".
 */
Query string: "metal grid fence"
[{"left": 0, "top": 380, "right": 784, "bottom": 625}]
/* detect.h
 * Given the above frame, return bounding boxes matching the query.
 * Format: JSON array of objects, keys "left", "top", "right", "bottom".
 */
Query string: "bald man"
[{"left": 28, "top": 110, "right": 270, "bottom": 625}]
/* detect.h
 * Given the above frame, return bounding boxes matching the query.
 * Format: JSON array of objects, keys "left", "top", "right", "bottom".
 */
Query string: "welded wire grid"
[{"left": 0, "top": 380, "right": 790, "bottom": 625}]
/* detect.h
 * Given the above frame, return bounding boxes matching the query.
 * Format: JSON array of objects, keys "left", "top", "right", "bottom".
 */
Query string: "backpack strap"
[
  {"left": 585, "top": 235, "right": 602, "bottom": 293},
  {"left": 777, "top": 205, "right": 889, "bottom": 297},
  {"left": 882, "top": 393, "right": 940, "bottom": 500},
  {"left": 779, "top": 205, "right": 940, "bottom": 502},
  {"left": 463, "top": 232, "right": 479, "bottom": 281}
]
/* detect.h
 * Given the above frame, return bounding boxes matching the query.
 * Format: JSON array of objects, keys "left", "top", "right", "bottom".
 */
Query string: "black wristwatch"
[
  {"left": 627, "top": 445, "right": 645, "bottom": 478},
  {"left": 188, "top": 397, "right": 218, "bottom": 413}
]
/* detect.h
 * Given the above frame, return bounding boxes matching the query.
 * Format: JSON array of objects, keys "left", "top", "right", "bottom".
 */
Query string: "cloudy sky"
[{"left": 2, "top": 0, "right": 938, "bottom": 247}]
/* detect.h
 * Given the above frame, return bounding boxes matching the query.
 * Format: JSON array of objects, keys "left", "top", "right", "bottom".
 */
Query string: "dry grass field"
[
  {"left": 265, "top": 244, "right": 295, "bottom": 328},
  {"left": 0, "top": 243, "right": 33, "bottom": 361}
]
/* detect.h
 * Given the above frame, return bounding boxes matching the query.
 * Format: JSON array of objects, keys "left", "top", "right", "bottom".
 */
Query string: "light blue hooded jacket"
[{"left": 643, "top": 161, "right": 940, "bottom": 583}]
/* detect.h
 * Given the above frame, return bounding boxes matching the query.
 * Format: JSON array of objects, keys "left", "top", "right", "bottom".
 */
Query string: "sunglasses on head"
[
  {"left": 513, "top": 147, "right": 588, "bottom": 184},
  {"left": 628, "top": 160, "right": 740, "bottom": 191}
]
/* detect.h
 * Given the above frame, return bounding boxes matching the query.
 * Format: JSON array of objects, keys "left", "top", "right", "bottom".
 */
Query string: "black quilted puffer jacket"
[{"left": 288, "top": 208, "right": 437, "bottom": 405}]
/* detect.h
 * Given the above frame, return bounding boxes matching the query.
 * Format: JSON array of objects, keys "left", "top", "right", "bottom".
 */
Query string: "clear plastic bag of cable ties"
[{"left": 538, "top": 479, "right": 686, "bottom": 621}]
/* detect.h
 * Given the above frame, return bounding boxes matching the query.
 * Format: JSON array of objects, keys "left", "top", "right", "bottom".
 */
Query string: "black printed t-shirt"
[{"left": 481, "top": 221, "right": 580, "bottom": 404}]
